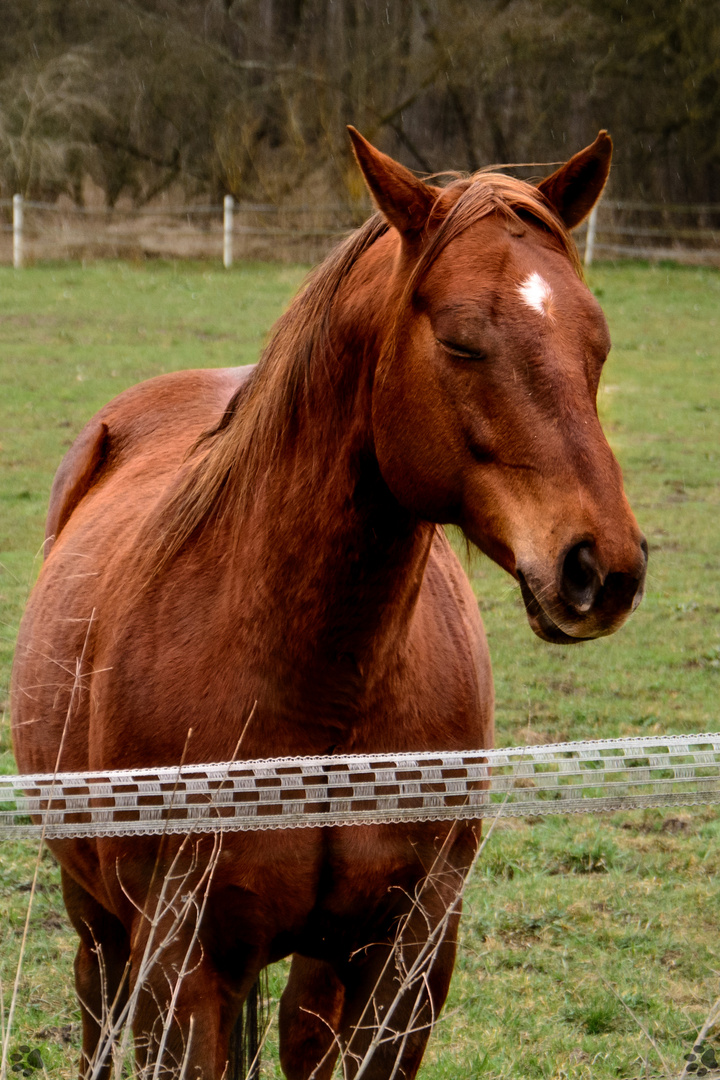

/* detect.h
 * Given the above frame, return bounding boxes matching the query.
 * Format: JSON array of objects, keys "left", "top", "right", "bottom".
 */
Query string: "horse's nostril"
[
  {"left": 605, "top": 561, "right": 647, "bottom": 607},
  {"left": 560, "top": 541, "right": 602, "bottom": 614}
]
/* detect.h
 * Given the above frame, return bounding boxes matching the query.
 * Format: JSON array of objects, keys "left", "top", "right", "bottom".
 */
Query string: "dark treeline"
[{"left": 1, "top": 0, "right": 717, "bottom": 208}]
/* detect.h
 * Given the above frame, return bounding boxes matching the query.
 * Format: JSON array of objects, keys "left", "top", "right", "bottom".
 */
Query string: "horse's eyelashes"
[{"left": 436, "top": 338, "right": 486, "bottom": 362}]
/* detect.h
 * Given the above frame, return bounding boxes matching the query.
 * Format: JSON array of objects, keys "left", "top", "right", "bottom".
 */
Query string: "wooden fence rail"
[
  {"left": 2, "top": 195, "right": 719, "bottom": 266},
  {"left": 0, "top": 195, "right": 357, "bottom": 265},
  {"left": 578, "top": 199, "right": 720, "bottom": 267}
]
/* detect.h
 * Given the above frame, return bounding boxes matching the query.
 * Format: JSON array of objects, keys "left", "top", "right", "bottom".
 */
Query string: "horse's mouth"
[{"left": 516, "top": 572, "right": 593, "bottom": 645}]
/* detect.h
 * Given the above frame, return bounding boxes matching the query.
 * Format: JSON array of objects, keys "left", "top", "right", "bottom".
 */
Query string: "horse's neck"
[{"left": 224, "top": 234, "right": 433, "bottom": 679}]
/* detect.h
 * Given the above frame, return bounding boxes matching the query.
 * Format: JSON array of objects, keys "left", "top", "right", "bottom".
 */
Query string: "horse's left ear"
[
  {"left": 537, "top": 131, "right": 612, "bottom": 229},
  {"left": 347, "top": 126, "right": 438, "bottom": 240}
]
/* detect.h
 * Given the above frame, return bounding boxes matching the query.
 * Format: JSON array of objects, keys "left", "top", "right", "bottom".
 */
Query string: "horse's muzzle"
[{"left": 517, "top": 537, "right": 648, "bottom": 644}]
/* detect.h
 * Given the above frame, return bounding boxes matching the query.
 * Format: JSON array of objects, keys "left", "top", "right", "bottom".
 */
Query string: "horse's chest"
[
  {"left": 277, "top": 823, "right": 456, "bottom": 957},
  {"left": 209, "top": 822, "right": 450, "bottom": 961}
]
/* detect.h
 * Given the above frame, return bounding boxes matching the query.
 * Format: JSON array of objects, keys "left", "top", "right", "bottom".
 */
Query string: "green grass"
[{"left": 1, "top": 259, "right": 719, "bottom": 1078}]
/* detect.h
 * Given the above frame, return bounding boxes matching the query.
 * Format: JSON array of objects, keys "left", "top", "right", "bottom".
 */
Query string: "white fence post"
[
  {"left": 223, "top": 195, "right": 233, "bottom": 269},
  {"left": 584, "top": 203, "right": 598, "bottom": 268},
  {"left": 12, "top": 194, "right": 23, "bottom": 269}
]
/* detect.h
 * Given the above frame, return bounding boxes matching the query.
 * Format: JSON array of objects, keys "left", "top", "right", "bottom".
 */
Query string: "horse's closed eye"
[{"left": 436, "top": 338, "right": 486, "bottom": 362}]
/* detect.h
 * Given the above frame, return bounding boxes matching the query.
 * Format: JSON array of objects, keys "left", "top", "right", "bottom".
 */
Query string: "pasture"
[{"left": 0, "top": 258, "right": 718, "bottom": 1078}]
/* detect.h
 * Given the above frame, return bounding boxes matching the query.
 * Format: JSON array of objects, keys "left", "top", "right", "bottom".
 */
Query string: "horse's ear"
[
  {"left": 347, "top": 126, "right": 437, "bottom": 239},
  {"left": 537, "top": 131, "right": 612, "bottom": 229}
]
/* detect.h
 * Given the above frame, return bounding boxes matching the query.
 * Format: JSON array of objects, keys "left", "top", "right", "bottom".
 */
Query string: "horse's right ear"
[
  {"left": 537, "top": 131, "right": 613, "bottom": 229},
  {"left": 347, "top": 126, "right": 437, "bottom": 240}
]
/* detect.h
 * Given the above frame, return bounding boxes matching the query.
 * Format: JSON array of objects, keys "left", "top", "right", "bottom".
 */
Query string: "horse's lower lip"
[{"left": 516, "top": 572, "right": 592, "bottom": 645}]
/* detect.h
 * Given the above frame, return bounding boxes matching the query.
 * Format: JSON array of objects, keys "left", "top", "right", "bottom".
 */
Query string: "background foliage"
[{"left": 0, "top": 0, "right": 718, "bottom": 208}]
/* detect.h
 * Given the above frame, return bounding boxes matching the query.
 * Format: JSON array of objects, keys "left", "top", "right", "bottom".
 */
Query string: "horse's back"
[{"left": 45, "top": 365, "right": 255, "bottom": 553}]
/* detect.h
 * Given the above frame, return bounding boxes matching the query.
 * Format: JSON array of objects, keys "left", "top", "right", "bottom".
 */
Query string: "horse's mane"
[{"left": 143, "top": 169, "right": 579, "bottom": 576}]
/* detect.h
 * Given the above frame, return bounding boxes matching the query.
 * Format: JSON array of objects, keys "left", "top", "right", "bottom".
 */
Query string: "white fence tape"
[{"left": 2, "top": 734, "right": 719, "bottom": 839}]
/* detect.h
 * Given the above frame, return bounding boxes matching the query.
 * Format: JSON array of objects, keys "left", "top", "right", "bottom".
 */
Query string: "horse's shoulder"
[{"left": 45, "top": 365, "right": 255, "bottom": 555}]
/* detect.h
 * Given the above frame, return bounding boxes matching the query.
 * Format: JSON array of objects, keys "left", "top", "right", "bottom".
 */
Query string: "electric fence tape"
[{"left": 2, "top": 733, "right": 719, "bottom": 839}]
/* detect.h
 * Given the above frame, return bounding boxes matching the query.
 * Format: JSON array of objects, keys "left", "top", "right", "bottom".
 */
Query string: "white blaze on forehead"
[{"left": 518, "top": 271, "right": 555, "bottom": 319}]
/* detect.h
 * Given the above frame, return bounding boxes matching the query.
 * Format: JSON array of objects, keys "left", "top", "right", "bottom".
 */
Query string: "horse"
[{"left": 11, "top": 127, "right": 647, "bottom": 1079}]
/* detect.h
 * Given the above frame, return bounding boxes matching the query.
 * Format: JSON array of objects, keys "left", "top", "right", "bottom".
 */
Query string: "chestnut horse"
[{"left": 12, "top": 129, "right": 646, "bottom": 1079}]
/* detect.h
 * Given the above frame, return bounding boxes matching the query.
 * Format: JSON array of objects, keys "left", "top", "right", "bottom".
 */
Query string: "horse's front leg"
[
  {"left": 335, "top": 826, "right": 478, "bottom": 1080},
  {"left": 127, "top": 902, "right": 242, "bottom": 1079},
  {"left": 279, "top": 956, "right": 345, "bottom": 1080},
  {"left": 60, "top": 869, "right": 131, "bottom": 1080},
  {"left": 130, "top": 947, "right": 228, "bottom": 1079},
  {"left": 337, "top": 908, "right": 461, "bottom": 1079}
]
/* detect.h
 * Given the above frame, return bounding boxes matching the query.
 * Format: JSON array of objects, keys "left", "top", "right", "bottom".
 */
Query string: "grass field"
[{"left": 0, "top": 258, "right": 719, "bottom": 1078}]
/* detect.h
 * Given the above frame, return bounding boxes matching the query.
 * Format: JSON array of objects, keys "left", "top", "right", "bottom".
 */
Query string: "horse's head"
[{"left": 349, "top": 128, "right": 646, "bottom": 644}]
